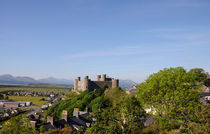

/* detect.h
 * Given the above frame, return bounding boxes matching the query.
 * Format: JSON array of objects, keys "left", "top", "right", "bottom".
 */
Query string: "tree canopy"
[
  {"left": 86, "top": 87, "right": 146, "bottom": 134},
  {"left": 137, "top": 67, "right": 204, "bottom": 130},
  {"left": 188, "top": 68, "right": 207, "bottom": 83},
  {"left": 0, "top": 116, "right": 36, "bottom": 134}
]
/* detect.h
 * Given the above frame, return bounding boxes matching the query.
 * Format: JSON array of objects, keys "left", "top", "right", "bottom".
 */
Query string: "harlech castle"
[{"left": 74, "top": 74, "right": 119, "bottom": 91}]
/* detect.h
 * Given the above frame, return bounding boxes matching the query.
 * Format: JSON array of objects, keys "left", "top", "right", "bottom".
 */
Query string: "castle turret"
[
  {"left": 97, "top": 75, "right": 101, "bottom": 81},
  {"left": 112, "top": 79, "right": 119, "bottom": 88},
  {"left": 83, "top": 76, "right": 89, "bottom": 90},
  {"left": 74, "top": 77, "right": 81, "bottom": 90},
  {"left": 47, "top": 116, "right": 54, "bottom": 125},
  {"left": 101, "top": 74, "right": 106, "bottom": 81},
  {"left": 62, "top": 110, "right": 68, "bottom": 122},
  {"left": 74, "top": 79, "right": 78, "bottom": 90}
]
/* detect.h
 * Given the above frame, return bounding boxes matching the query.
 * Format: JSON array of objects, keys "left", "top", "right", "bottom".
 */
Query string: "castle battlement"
[{"left": 74, "top": 74, "right": 119, "bottom": 91}]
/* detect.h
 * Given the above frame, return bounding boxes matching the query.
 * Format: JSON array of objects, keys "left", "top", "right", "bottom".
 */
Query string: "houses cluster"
[
  {"left": 41, "top": 103, "right": 52, "bottom": 109},
  {"left": 0, "top": 108, "right": 23, "bottom": 120},
  {"left": 126, "top": 85, "right": 137, "bottom": 96},
  {"left": 41, "top": 96, "right": 62, "bottom": 109},
  {"left": 3, "top": 91, "right": 60, "bottom": 97},
  {"left": 0, "top": 100, "right": 32, "bottom": 108},
  {"left": 201, "top": 74, "right": 210, "bottom": 103},
  {"left": 28, "top": 108, "right": 92, "bottom": 132}
]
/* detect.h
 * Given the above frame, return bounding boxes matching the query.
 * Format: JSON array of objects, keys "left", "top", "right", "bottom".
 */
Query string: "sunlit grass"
[{"left": 8, "top": 96, "right": 48, "bottom": 107}]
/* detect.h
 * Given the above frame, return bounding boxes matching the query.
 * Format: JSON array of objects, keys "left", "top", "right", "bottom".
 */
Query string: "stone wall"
[{"left": 74, "top": 74, "right": 119, "bottom": 91}]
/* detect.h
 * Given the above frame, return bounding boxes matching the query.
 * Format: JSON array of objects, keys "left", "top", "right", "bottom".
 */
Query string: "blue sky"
[{"left": 0, "top": 0, "right": 210, "bottom": 82}]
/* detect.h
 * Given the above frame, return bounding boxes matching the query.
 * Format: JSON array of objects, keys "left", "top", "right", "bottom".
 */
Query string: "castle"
[{"left": 74, "top": 74, "right": 119, "bottom": 91}]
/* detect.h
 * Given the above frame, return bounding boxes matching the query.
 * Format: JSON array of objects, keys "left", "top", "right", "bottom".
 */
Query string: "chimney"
[
  {"left": 47, "top": 116, "right": 54, "bottom": 125},
  {"left": 84, "top": 76, "right": 89, "bottom": 79},
  {"left": 101, "top": 74, "right": 106, "bottom": 81},
  {"left": 73, "top": 108, "right": 79, "bottom": 117},
  {"left": 62, "top": 110, "right": 68, "bottom": 122},
  {"left": 97, "top": 75, "right": 101, "bottom": 81},
  {"left": 30, "top": 121, "right": 36, "bottom": 128},
  {"left": 85, "top": 107, "right": 88, "bottom": 112}
]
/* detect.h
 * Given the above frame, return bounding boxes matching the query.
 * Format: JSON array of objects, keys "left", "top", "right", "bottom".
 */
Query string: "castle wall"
[
  {"left": 88, "top": 81, "right": 112, "bottom": 91},
  {"left": 74, "top": 74, "right": 119, "bottom": 91}
]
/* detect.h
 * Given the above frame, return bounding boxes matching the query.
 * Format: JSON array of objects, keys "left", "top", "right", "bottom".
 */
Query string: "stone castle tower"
[{"left": 74, "top": 74, "right": 119, "bottom": 91}]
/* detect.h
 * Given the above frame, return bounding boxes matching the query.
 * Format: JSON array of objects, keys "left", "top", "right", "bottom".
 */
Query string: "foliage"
[
  {"left": 0, "top": 94, "right": 3, "bottom": 99},
  {"left": 183, "top": 104, "right": 210, "bottom": 134},
  {"left": 89, "top": 96, "right": 104, "bottom": 112},
  {"left": 44, "top": 126, "right": 74, "bottom": 134},
  {"left": 142, "top": 120, "right": 160, "bottom": 134},
  {"left": 0, "top": 116, "right": 37, "bottom": 134},
  {"left": 188, "top": 68, "right": 207, "bottom": 83},
  {"left": 86, "top": 88, "right": 146, "bottom": 134},
  {"left": 47, "top": 90, "right": 108, "bottom": 120},
  {"left": 137, "top": 67, "right": 203, "bottom": 130},
  {"left": 0, "top": 94, "right": 8, "bottom": 100},
  {"left": 0, "top": 86, "right": 70, "bottom": 95},
  {"left": 104, "top": 87, "right": 125, "bottom": 105}
]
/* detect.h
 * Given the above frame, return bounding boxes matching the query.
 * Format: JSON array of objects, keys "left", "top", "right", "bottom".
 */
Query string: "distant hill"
[
  {"left": 0, "top": 74, "right": 136, "bottom": 88},
  {"left": 0, "top": 74, "right": 73, "bottom": 85},
  {"left": 38, "top": 77, "right": 74, "bottom": 85},
  {"left": 119, "top": 79, "right": 137, "bottom": 89},
  {"left": 0, "top": 74, "right": 38, "bottom": 85}
]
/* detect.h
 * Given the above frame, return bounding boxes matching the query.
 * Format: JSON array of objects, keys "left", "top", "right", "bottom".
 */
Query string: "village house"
[
  {"left": 0, "top": 100, "right": 32, "bottom": 108},
  {"left": 29, "top": 108, "right": 92, "bottom": 131}
]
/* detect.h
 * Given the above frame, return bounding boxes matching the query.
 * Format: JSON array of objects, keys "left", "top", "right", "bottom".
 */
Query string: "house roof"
[
  {"left": 54, "top": 119, "right": 68, "bottom": 128},
  {"left": 43, "top": 123, "right": 56, "bottom": 131}
]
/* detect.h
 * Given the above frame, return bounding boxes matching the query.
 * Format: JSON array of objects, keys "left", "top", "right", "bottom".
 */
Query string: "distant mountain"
[
  {"left": 38, "top": 77, "right": 74, "bottom": 85},
  {"left": 0, "top": 74, "right": 38, "bottom": 85},
  {"left": 119, "top": 79, "right": 137, "bottom": 89},
  {"left": 0, "top": 74, "right": 135, "bottom": 88},
  {"left": 0, "top": 74, "right": 74, "bottom": 85}
]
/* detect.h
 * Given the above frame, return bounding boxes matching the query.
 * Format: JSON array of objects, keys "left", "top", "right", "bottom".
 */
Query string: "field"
[
  {"left": 0, "top": 84, "right": 72, "bottom": 94},
  {"left": 8, "top": 96, "right": 48, "bottom": 107}
]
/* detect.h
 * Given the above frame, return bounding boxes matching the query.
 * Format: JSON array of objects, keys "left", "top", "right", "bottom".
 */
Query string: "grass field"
[
  {"left": 0, "top": 87, "right": 70, "bottom": 94},
  {"left": 8, "top": 96, "right": 48, "bottom": 107},
  {"left": 0, "top": 84, "right": 72, "bottom": 94}
]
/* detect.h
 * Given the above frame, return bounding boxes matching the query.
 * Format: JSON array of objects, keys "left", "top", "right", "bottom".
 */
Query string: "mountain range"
[{"left": 0, "top": 74, "right": 137, "bottom": 88}]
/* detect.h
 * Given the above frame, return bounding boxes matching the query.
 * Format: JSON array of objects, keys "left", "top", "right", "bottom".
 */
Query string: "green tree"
[
  {"left": 86, "top": 88, "right": 146, "bottom": 134},
  {"left": 188, "top": 68, "right": 207, "bottom": 83},
  {"left": 0, "top": 116, "right": 37, "bottom": 134},
  {"left": 0, "top": 94, "right": 3, "bottom": 99},
  {"left": 137, "top": 67, "right": 202, "bottom": 130}
]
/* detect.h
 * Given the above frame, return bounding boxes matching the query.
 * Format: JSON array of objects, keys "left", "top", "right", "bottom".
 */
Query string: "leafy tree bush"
[
  {"left": 0, "top": 116, "right": 37, "bottom": 134},
  {"left": 137, "top": 67, "right": 204, "bottom": 130},
  {"left": 47, "top": 89, "right": 108, "bottom": 120},
  {"left": 188, "top": 68, "right": 207, "bottom": 83},
  {"left": 86, "top": 88, "right": 146, "bottom": 134}
]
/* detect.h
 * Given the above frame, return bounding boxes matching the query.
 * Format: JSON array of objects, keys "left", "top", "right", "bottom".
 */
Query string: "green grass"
[
  {"left": 0, "top": 84, "right": 73, "bottom": 94},
  {"left": 8, "top": 96, "right": 48, "bottom": 107},
  {"left": 0, "top": 87, "right": 70, "bottom": 94}
]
